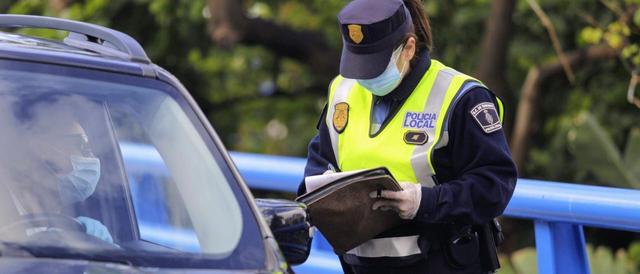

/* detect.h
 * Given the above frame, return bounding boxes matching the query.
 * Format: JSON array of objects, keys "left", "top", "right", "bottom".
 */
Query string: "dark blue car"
[{"left": 0, "top": 15, "right": 314, "bottom": 273}]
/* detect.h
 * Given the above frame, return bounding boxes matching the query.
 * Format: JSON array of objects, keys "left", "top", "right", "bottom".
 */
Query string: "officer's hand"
[
  {"left": 369, "top": 182, "right": 422, "bottom": 220},
  {"left": 76, "top": 216, "right": 114, "bottom": 243}
]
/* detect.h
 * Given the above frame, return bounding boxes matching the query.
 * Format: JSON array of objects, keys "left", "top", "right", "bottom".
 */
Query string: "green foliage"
[
  {"left": 510, "top": 247, "right": 538, "bottom": 274},
  {"left": 629, "top": 241, "right": 640, "bottom": 270},
  {"left": 522, "top": 0, "right": 640, "bottom": 185},
  {"left": 7, "top": 0, "right": 61, "bottom": 39},
  {"left": 624, "top": 128, "right": 640, "bottom": 179},
  {"left": 499, "top": 243, "right": 640, "bottom": 274},
  {"left": 0, "top": 0, "right": 505, "bottom": 157},
  {"left": 498, "top": 254, "right": 517, "bottom": 274},
  {"left": 580, "top": 27, "right": 604, "bottom": 45},
  {"left": 530, "top": 106, "right": 640, "bottom": 187},
  {"left": 579, "top": 1, "right": 640, "bottom": 69},
  {"left": 427, "top": 0, "right": 491, "bottom": 71},
  {"left": 4, "top": 0, "right": 639, "bottom": 179},
  {"left": 566, "top": 112, "right": 640, "bottom": 188},
  {"left": 589, "top": 245, "right": 637, "bottom": 274},
  {"left": 4, "top": 0, "right": 332, "bottom": 156},
  {"left": 4, "top": 0, "right": 640, "bottom": 267}
]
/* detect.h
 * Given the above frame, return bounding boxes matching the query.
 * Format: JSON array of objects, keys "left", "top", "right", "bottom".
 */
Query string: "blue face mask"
[
  {"left": 357, "top": 45, "right": 407, "bottom": 96},
  {"left": 58, "top": 156, "right": 101, "bottom": 204}
]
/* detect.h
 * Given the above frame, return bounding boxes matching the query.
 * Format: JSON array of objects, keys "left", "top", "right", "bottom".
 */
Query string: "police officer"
[{"left": 299, "top": 0, "right": 517, "bottom": 273}]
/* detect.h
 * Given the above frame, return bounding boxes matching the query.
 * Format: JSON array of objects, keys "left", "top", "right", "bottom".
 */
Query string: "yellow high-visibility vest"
[{"left": 325, "top": 59, "right": 504, "bottom": 258}]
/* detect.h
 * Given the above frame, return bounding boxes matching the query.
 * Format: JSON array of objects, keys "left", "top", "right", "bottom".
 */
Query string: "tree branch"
[
  {"left": 206, "top": 0, "right": 339, "bottom": 78},
  {"left": 627, "top": 71, "right": 640, "bottom": 108},
  {"left": 510, "top": 45, "right": 620, "bottom": 169},
  {"left": 599, "top": 0, "right": 625, "bottom": 18},
  {"left": 526, "top": 0, "right": 576, "bottom": 84}
]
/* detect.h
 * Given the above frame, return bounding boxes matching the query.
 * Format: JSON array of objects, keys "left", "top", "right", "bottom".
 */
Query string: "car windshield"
[{"left": 0, "top": 60, "right": 265, "bottom": 269}]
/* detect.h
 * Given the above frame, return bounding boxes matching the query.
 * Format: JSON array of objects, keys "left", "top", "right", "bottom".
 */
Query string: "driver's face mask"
[{"left": 58, "top": 156, "right": 101, "bottom": 204}]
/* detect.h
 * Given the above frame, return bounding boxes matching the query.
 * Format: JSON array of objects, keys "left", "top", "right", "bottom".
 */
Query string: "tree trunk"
[
  {"left": 475, "top": 0, "right": 515, "bottom": 98},
  {"left": 475, "top": 0, "right": 516, "bottom": 136},
  {"left": 510, "top": 46, "right": 619, "bottom": 170}
]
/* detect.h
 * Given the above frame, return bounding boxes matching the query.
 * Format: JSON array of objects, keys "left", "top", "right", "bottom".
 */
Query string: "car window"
[{"left": 0, "top": 60, "right": 265, "bottom": 269}]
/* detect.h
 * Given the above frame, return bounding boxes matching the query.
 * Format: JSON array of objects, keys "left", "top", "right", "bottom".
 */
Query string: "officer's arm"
[
  {"left": 413, "top": 88, "right": 517, "bottom": 224},
  {"left": 298, "top": 104, "right": 339, "bottom": 196}
]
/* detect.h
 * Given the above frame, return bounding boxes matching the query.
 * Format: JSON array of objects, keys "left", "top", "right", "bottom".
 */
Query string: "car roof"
[{"left": 0, "top": 15, "right": 156, "bottom": 78}]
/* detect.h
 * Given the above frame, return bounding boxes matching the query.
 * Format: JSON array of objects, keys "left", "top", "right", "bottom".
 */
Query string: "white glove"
[{"left": 370, "top": 182, "right": 422, "bottom": 220}]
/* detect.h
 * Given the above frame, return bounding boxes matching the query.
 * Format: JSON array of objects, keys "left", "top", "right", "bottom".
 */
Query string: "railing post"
[{"left": 534, "top": 221, "right": 590, "bottom": 274}]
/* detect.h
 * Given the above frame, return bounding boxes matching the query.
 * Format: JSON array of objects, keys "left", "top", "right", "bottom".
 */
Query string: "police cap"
[{"left": 337, "top": 0, "right": 413, "bottom": 79}]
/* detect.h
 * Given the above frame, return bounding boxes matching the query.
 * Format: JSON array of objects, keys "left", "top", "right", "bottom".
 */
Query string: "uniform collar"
[{"left": 382, "top": 49, "right": 431, "bottom": 101}]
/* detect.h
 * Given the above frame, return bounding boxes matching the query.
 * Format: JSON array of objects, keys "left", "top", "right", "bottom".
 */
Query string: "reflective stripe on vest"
[
  {"left": 409, "top": 68, "right": 458, "bottom": 186},
  {"left": 346, "top": 235, "right": 421, "bottom": 258}
]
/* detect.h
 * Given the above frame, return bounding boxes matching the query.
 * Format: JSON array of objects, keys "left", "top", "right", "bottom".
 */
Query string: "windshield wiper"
[
  {"left": 0, "top": 241, "right": 133, "bottom": 266},
  {"left": 0, "top": 241, "right": 226, "bottom": 269},
  {"left": 32, "top": 248, "right": 135, "bottom": 266},
  {"left": 0, "top": 241, "right": 35, "bottom": 257}
]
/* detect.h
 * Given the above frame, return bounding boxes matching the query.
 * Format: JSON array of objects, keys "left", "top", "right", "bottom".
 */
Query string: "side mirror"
[{"left": 255, "top": 198, "right": 311, "bottom": 266}]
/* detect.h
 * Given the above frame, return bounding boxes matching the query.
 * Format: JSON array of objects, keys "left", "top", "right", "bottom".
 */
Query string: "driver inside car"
[{"left": 14, "top": 118, "right": 114, "bottom": 244}]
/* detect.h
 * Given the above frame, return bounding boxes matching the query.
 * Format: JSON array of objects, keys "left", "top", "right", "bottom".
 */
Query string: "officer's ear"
[{"left": 401, "top": 36, "right": 417, "bottom": 64}]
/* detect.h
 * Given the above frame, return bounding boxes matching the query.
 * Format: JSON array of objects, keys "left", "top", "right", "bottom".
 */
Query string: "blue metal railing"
[{"left": 229, "top": 152, "right": 640, "bottom": 274}]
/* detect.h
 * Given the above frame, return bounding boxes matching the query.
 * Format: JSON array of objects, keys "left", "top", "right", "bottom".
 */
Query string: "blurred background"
[{"left": 2, "top": 0, "right": 640, "bottom": 273}]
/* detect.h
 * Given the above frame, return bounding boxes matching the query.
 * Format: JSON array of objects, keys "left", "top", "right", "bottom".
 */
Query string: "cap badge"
[
  {"left": 347, "top": 24, "right": 364, "bottom": 44},
  {"left": 333, "top": 102, "right": 349, "bottom": 133}
]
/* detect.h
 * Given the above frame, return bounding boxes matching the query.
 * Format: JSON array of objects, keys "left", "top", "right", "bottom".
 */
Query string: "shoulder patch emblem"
[
  {"left": 470, "top": 102, "right": 502, "bottom": 134},
  {"left": 333, "top": 102, "right": 349, "bottom": 133},
  {"left": 404, "top": 131, "right": 429, "bottom": 145}
]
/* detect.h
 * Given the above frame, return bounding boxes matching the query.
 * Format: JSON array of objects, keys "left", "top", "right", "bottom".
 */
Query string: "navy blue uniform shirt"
[{"left": 301, "top": 51, "right": 517, "bottom": 226}]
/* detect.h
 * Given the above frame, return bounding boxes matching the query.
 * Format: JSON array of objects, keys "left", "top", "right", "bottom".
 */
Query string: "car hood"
[{"left": 0, "top": 257, "right": 270, "bottom": 274}]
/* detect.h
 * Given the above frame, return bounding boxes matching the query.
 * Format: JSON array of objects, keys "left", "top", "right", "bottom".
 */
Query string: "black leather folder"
[{"left": 296, "top": 167, "right": 404, "bottom": 254}]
